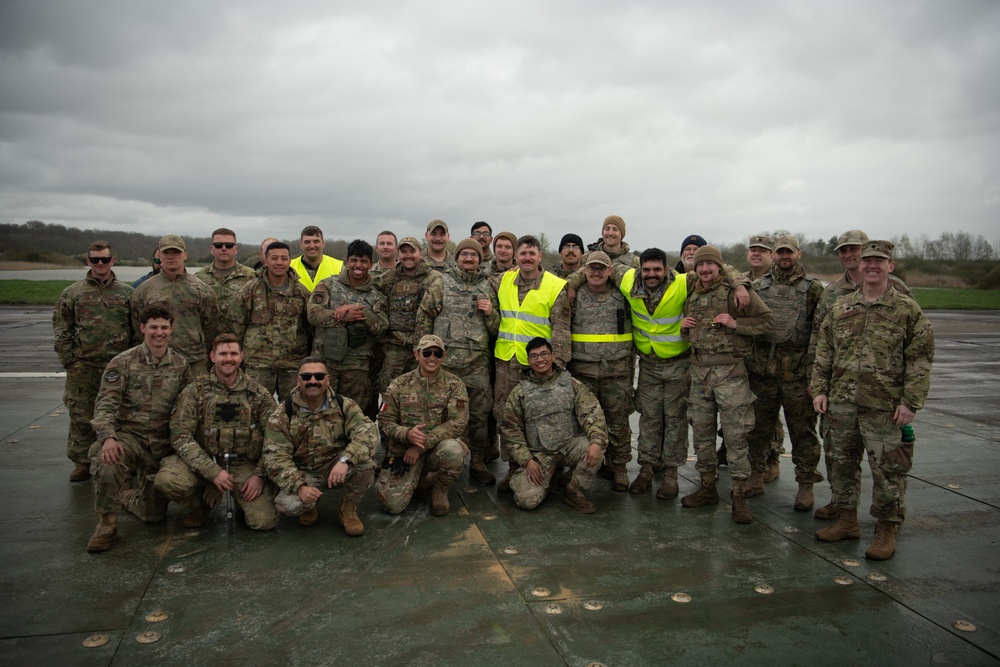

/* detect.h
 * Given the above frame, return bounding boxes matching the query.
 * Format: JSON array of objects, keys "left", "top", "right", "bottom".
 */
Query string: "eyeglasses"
[
  {"left": 585, "top": 264, "right": 609, "bottom": 272},
  {"left": 421, "top": 348, "right": 444, "bottom": 358},
  {"left": 88, "top": 257, "right": 113, "bottom": 264},
  {"left": 212, "top": 242, "right": 237, "bottom": 249},
  {"left": 562, "top": 244, "right": 581, "bottom": 251},
  {"left": 299, "top": 372, "right": 327, "bottom": 381},
  {"left": 527, "top": 350, "right": 552, "bottom": 361},
  {"left": 471, "top": 231, "right": 492, "bottom": 238}
]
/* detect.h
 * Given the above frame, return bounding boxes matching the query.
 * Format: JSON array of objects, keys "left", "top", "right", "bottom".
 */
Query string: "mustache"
[{"left": 305, "top": 383, "right": 322, "bottom": 388}]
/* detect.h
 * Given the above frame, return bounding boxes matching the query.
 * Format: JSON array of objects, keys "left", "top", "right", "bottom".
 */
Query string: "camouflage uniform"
[
  {"left": 549, "top": 263, "right": 579, "bottom": 280},
  {"left": 684, "top": 278, "right": 773, "bottom": 479},
  {"left": 811, "top": 286, "right": 934, "bottom": 523},
  {"left": 307, "top": 268, "right": 388, "bottom": 411},
  {"left": 53, "top": 270, "right": 133, "bottom": 465},
  {"left": 424, "top": 252, "right": 455, "bottom": 273},
  {"left": 154, "top": 370, "right": 279, "bottom": 530},
  {"left": 90, "top": 343, "right": 192, "bottom": 521},
  {"left": 376, "top": 368, "right": 470, "bottom": 513},
  {"left": 746, "top": 264, "right": 824, "bottom": 484},
  {"left": 374, "top": 262, "right": 443, "bottom": 394},
  {"left": 196, "top": 262, "right": 257, "bottom": 320},
  {"left": 415, "top": 266, "right": 499, "bottom": 454},
  {"left": 743, "top": 268, "right": 785, "bottom": 460},
  {"left": 584, "top": 240, "right": 640, "bottom": 272},
  {"left": 263, "top": 387, "right": 377, "bottom": 517},
  {"left": 131, "top": 272, "right": 219, "bottom": 376},
  {"left": 502, "top": 367, "right": 608, "bottom": 509},
  {"left": 226, "top": 272, "right": 312, "bottom": 400}
]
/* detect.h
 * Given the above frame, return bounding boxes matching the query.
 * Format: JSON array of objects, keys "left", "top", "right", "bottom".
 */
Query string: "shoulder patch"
[
  {"left": 311, "top": 292, "right": 325, "bottom": 303},
  {"left": 456, "top": 399, "right": 466, "bottom": 411},
  {"left": 104, "top": 369, "right": 120, "bottom": 384}
]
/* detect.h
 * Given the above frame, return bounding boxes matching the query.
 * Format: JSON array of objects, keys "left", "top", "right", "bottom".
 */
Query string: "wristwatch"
[{"left": 339, "top": 456, "right": 351, "bottom": 465}]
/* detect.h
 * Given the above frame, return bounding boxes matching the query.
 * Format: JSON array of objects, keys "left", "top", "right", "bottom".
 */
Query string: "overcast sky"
[{"left": 1, "top": 0, "right": 998, "bottom": 254}]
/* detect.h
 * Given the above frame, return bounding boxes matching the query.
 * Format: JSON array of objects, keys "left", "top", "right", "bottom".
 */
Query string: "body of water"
[{"left": 0, "top": 267, "right": 207, "bottom": 282}]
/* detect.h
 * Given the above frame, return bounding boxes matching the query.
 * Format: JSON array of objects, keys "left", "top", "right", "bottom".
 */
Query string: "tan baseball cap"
[
  {"left": 426, "top": 219, "right": 449, "bottom": 234},
  {"left": 398, "top": 236, "right": 422, "bottom": 250},
  {"left": 774, "top": 234, "right": 800, "bottom": 252},
  {"left": 748, "top": 235, "right": 775, "bottom": 251},
  {"left": 860, "top": 240, "right": 894, "bottom": 260},
  {"left": 158, "top": 235, "right": 186, "bottom": 252},
  {"left": 415, "top": 334, "right": 446, "bottom": 352},
  {"left": 835, "top": 229, "right": 870, "bottom": 250},
  {"left": 586, "top": 251, "right": 612, "bottom": 268}
]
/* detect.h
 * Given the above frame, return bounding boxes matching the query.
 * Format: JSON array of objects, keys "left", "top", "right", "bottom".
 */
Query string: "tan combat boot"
[
  {"left": 794, "top": 483, "right": 814, "bottom": 511},
  {"left": 763, "top": 451, "right": 780, "bottom": 483},
  {"left": 865, "top": 520, "right": 898, "bottom": 560},
  {"left": 731, "top": 480, "right": 753, "bottom": 524},
  {"left": 629, "top": 463, "right": 654, "bottom": 495},
  {"left": 183, "top": 501, "right": 211, "bottom": 529},
  {"left": 430, "top": 479, "right": 452, "bottom": 517},
  {"left": 681, "top": 471, "right": 719, "bottom": 508},
  {"left": 610, "top": 463, "right": 629, "bottom": 493},
  {"left": 746, "top": 471, "right": 765, "bottom": 498},
  {"left": 87, "top": 513, "right": 118, "bottom": 553},
  {"left": 814, "top": 502, "right": 841, "bottom": 520},
  {"left": 339, "top": 496, "right": 365, "bottom": 536},
  {"left": 815, "top": 508, "right": 861, "bottom": 542},
  {"left": 298, "top": 506, "right": 319, "bottom": 527},
  {"left": 469, "top": 451, "right": 496, "bottom": 485},
  {"left": 70, "top": 462, "right": 91, "bottom": 482},
  {"left": 563, "top": 483, "right": 596, "bottom": 514},
  {"left": 656, "top": 467, "right": 679, "bottom": 500}
]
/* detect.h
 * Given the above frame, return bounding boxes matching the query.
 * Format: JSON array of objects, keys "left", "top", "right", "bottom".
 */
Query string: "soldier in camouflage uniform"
[
  {"left": 308, "top": 239, "right": 388, "bottom": 417},
  {"left": 53, "top": 241, "right": 134, "bottom": 482},
  {"left": 226, "top": 241, "right": 313, "bottom": 400},
  {"left": 375, "top": 236, "right": 443, "bottom": 396},
  {"left": 423, "top": 219, "right": 455, "bottom": 271},
  {"left": 196, "top": 228, "right": 257, "bottom": 319},
  {"left": 551, "top": 233, "right": 584, "bottom": 279},
  {"left": 680, "top": 246, "right": 774, "bottom": 523},
  {"left": 812, "top": 240, "right": 934, "bottom": 561},
  {"left": 502, "top": 337, "right": 608, "bottom": 513},
  {"left": 482, "top": 231, "right": 517, "bottom": 279},
  {"left": 131, "top": 235, "right": 219, "bottom": 376},
  {"left": 86, "top": 304, "right": 193, "bottom": 552},
  {"left": 472, "top": 221, "right": 494, "bottom": 266},
  {"left": 154, "top": 334, "right": 279, "bottom": 530},
  {"left": 376, "top": 335, "right": 470, "bottom": 516},
  {"left": 263, "top": 357, "right": 378, "bottom": 535},
  {"left": 371, "top": 230, "right": 398, "bottom": 279},
  {"left": 416, "top": 239, "right": 499, "bottom": 484},
  {"left": 584, "top": 215, "right": 640, "bottom": 272},
  {"left": 746, "top": 234, "right": 824, "bottom": 511}
]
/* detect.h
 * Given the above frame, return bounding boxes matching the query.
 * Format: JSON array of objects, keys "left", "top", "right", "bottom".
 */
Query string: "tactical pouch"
[
  {"left": 346, "top": 321, "right": 368, "bottom": 348},
  {"left": 320, "top": 326, "right": 349, "bottom": 362}
]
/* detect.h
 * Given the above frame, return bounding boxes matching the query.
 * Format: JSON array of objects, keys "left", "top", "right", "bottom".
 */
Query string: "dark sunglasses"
[
  {"left": 212, "top": 242, "right": 237, "bottom": 249},
  {"left": 421, "top": 349, "right": 444, "bottom": 359},
  {"left": 88, "top": 256, "right": 113, "bottom": 264},
  {"left": 299, "top": 372, "right": 327, "bottom": 381}
]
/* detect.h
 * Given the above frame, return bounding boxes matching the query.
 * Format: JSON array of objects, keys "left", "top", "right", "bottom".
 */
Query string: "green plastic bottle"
[{"left": 900, "top": 424, "right": 915, "bottom": 443}]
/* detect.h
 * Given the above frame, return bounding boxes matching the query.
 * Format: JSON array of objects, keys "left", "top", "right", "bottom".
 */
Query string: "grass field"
[{"left": 0, "top": 280, "right": 74, "bottom": 305}]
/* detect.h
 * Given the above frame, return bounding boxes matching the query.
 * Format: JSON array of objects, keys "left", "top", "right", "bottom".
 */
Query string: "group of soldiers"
[{"left": 53, "top": 216, "right": 934, "bottom": 561}]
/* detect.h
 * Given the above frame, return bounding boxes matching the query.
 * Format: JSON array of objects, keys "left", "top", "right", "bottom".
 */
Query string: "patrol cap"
[
  {"left": 692, "top": 245, "right": 725, "bottom": 268},
  {"left": 426, "top": 219, "right": 449, "bottom": 234},
  {"left": 415, "top": 334, "right": 446, "bottom": 352},
  {"left": 158, "top": 235, "right": 186, "bottom": 252},
  {"left": 398, "top": 236, "right": 422, "bottom": 251},
  {"left": 586, "top": 251, "right": 612, "bottom": 268},
  {"left": 860, "top": 240, "right": 894, "bottom": 260},
  {"left": 835, "top": 229, "right": 870, "bottom": 250},
  {"left": 774, "top": 234, "right": 800, "bottom": 252},
  {"left": 748, "top": 235, "right": 774, "bottom": 251}
]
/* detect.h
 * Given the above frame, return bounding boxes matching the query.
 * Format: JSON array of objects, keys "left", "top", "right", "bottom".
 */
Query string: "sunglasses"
[
  {"left": 421, "top": 349, "right": 444, "bottom": 359},
  {"left": 212, "top": 242, "right": 237, "bottom": 249},
  {"left": 299, "top": 372, "right": 327, "bottom": 381},
  {"left": 88, "top": 257, "right": 113, "bottom": 264},
  {"left": 153, "top": 258, "right": 162, "bottom": 265}
]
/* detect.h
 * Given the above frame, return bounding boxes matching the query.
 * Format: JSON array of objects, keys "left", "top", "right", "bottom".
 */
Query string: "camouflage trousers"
[
  {"left": 747, "top": 374, "right": 822, "bottom": 484},
  {"left": 63, "top": 362, "right": 103, "bottom": 464},
  {"left": 328, "top": 365, "right": 373, "bottom": 419},
  {"left": 824, "top": 403, "right": 912, "bottom": 523},
  {"left": 570, "top": 367, "right": 634, "bottom": 466},
  {"left": 493, "top": 357, "right": 527, "bottom": 426},
  {"left": 274, "top": 461, "right": 375, "bottom": 516},
  {"left": 510, "top": 436, "right": 600, "bottom": 510},
  {"left": 90, "top": 434, "right": 168, "bottom": 521},
  {"left": 375, "top": 438, "right": 468, "bottom": 514},
  {"left": 689, "top": 362, "right": 755, "bottom": 480},
  {"left": 445, "top": 357, "right": 493, "bottom": 454},
  {"left": 246, "top": 367, "right": 298, "bottom": 402},
  {"left": 636, "top": 354, "right": 690, "bottom": 469},
  {"left": 153, "top": 455, "right": 279, "bottom": 530},
  {"left": 378, "top": 342, "right": 418, "bottom": 395}
]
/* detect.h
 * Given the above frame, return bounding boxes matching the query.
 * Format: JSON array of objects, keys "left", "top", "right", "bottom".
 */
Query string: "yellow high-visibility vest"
[
  {"left": 619, "top": 269, "right": 689, "bottom": 359},
  {"left": 495, "top": 270, "right": 566, "bottom": 364},
  {"left": 290, "top": 255, "right": 344, "bottom": 292}
]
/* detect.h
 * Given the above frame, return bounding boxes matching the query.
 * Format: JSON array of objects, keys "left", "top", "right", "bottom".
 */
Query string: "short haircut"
[
  {"left": 139, "top": 303, "right": 173, "bottom": 325},
  {"left": 471, "top": 221, "right": 492, "bottom": 234},
  {"left": 516, "top": 235, "right": 541, "bottom": 251},
  {"left": 526, "top": 336, "right": 552, "bottom": 355},
  {"left": 212, "top": 333, "right": 241, "bottom": 351},
  {"left": 298, "top": 356, "right": 328, "bottom": 371},
  {"left": 347, "top": 239, "right": 374, "bottom": 260},
  {"left": 300, "top": 225, "right": 324, "bottom": 240},
  {"left": 376, "top": 230, "right": 397, "bottom": 243},
  {"left": 211, "top": 228, "right": 237, "bottom": 240},
  {"left": 88, "top": 240, "right": 112, "bottom": 254},
  {"left": 260, "top": 236, "right": 279, "bottom": 248},
  {"left": 266, "top": 241, "right": 291, "bottom": 256},
  {"left": 639, "top": 247, "right": 668, "bottom": 267}
]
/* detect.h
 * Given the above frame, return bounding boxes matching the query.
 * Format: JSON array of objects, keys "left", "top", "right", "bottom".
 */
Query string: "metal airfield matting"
[{"left": 0, "top": 306, "right": 997, "bottom": 666}]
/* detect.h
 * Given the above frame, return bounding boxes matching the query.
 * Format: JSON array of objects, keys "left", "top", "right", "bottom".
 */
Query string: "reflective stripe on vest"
[
  {"left": 290, "top": 255, "right": 344, "bottom": 292},
  {"left": 570, "top": 333, "right": 633, "bottom": 343},
  {"left": 619, "top": 269, "right": 689, "bottom": 358},
  {"left": 495, "top": 270, "right": 566, "bottom": 364}
]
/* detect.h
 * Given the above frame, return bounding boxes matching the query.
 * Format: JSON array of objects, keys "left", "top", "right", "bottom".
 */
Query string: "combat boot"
[
  {"left": 731, "top": 480, "right": 752, "bottom": 524},
  {"left": 86, "top": 513, "right": 117, "bottom": 553},
  {"left": 563, "top": 483, "right": 596, "bottom": 514},
  {"left": 629, "top": 463, "right": 654, "bottom": 495},
  {"left": 339, "top": 496, "right": 364, "bottom": 536},
  {"left": 183, "top": 501, "right": 211, "bottom": 529},
  {"left": 716, "top": 442, "right": 728, "bottom": 467},
  {"left": 430, "top": 479, "right": 452, "bottom": 517},
  {"left": 610, "top": 463, "right": 629, "bottom": 493},
  {"left": 469, "top": 451, "right": 496, "bottom": 485},
  {"left": 763, "top": 451, "right": 780, "bottom": 482},
  {"left": 681, "top": 471, "right": 719, "bottom": 508},
  {"left": 865, "top": 520, "right": 898, "bottom": 560},
  {"left": 814, "top": 502, "right": 841, "bottom": 520},
  {"left": 794, "top": 483, "right": 814, "bottom": 511},
  {"left": 496, "top": 464, "right": 516, "bottom": 493},
  {"left": 70, "top": 462, "right": 91, "bottom": 482},
  {"left": 298, "top": 506, "right": 319, "bottom": 527},
  {"left": 815, "top": 508, "right": 861, "bottom": 542},
  {"left": 746, "top": 471, "right": 765, "bottom": 498},
  {"left": 656, "top": 467, "right": 679, "bottom": 500}
]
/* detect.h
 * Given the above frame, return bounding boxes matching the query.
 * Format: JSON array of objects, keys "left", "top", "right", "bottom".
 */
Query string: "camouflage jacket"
[
  {"left": 374, "top": 261, "right": 443, "bottom": 349},
  {"left": 584, "top": 240, "right": 640, "bottom": 271},
  {"left": 747, "top": 264, "right": 823, "bottom": 381},
  {"left": 226, "top": 273, "right": 313, "bottom": 371},
  {"left": 811, "top": 285, "right": 935, "bottom": 413},
  {"left": 170, "top": 369, "right": 277, "bottom": 481},
  {"left": 196, "top": 263, "right": 257, "bottom": 319},
  {"left": 502, "top": 366, "right": 608, "bottom": 465},
  {"left": 423, "top": 251, "right": 455, "bottom": 273},
  {"left": 684, "top": 277, "right": 774, "bottom": 361},
  {"left": 52, "top": 270, "right": 133, "bottom": 368},
  {"left": 131, "top": 272, "right": 219, "bottom": 369},
  {"left": 378, "top": 368, "right": 469, "bottom": 455},
  {"left": 91, "top": 343, "right": 193, "bottom": 461},
  {"left": 415, "top": 266, "right": 500, "bottom": 369},
  {"left": 307, "top": 268, "right": 388, "bottom": 370},
  {"left": 263, "top": 387, "right": 377, "bottom": 493}
]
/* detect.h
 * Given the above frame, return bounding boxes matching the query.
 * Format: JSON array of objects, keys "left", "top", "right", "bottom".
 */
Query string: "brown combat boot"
[
  {"left": 469, "top": 451, "right": 496, "bottom": 485},
  {"left": 763, "top": 452, "right": 780, "bottom": 482},
  {"left": 496, "top": 464, "right": 516, "bottom": 493},
  {"left": 794, "top": 483, "right": 814, "bottom": 511},
  {"left": 731, "top": 481, "right": 753, "bottom": 524},
  {"left": 430, "top": 479, "right": 452, "bottom": 517},
  {"left": 865, "top": 520, "right": 898, "bottom": 560},
  {"left": 563, "top": 483, "right": 596, "bottom": 514},
  {"left": 815, "top": 508, "right": 861, "bottom": 542},
  {"left": 746, "top": 471, "right": 765, "bottom": 498},
  {"left": 656, "top": 468, "right": 679, "bottom": 500},
  {"left": 814, "top": 502, "right": 841, "bottom": 520},
  {"left": 339, "top": 496, "right": 365, "bottom": 536},
  {"left": 298, "top": 506, "right": 319, "bottom": 526},
  {"left": 629, "top": 464, "right": 654, "bottom": 495},
  {"left": 87, "top": 513, "right": 117, "bottom": 553},
  {"left": 681, "top": 471, "right": 719, "bottom": 508},
  {"left": 70, "top": 462, "right": 91, "bottom": 482},
  {"left": 610, "top": 463, "right": 629, "bottom": 493},
  {"left": 183, "top": 502, "right": 211, "bottom": 528}
]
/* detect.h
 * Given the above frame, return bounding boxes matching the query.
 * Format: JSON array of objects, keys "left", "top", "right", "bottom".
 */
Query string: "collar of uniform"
[
  {"left": 85, "top": 269, "right": 119, "bottom": 286},
  {"left": 513, "top": 268, "right": 545, "bottom": 288},
  {"left": 772, "top": 263, "right": 806, "bottom": 284}
]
